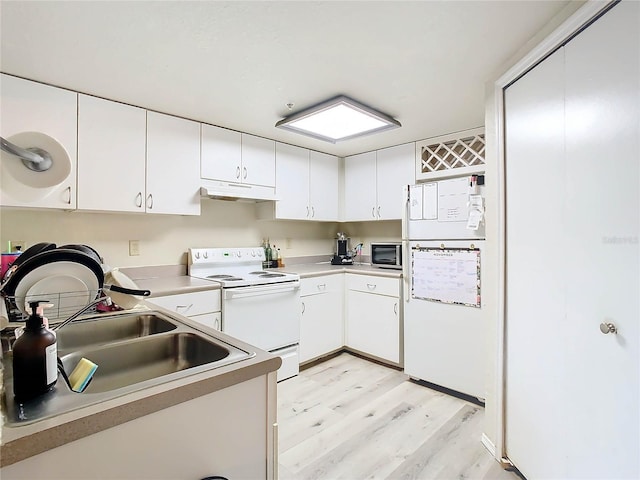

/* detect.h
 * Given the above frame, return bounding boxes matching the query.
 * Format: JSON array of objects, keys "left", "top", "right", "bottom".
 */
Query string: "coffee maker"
[{"left": 331, "top": 232, "right": 353, "bottom": 265}]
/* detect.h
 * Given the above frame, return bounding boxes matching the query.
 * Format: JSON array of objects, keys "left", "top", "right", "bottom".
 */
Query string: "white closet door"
[
  {"left": 504, "top": 48, "right": 568, "bottom": 480},
  {"left": 505, "top": 2, "right": 639, "bottom": 479},
  {"left": 563, "top": 1, "right": 639, "bottom": 476}
]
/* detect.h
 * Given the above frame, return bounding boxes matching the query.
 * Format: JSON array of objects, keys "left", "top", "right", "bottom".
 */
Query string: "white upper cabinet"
[
  {"left": 146, "top": 112, "right": 201, "bottom": 215},
  {"left": 272, "top": 144, "right": 339, "bottom": 221},
  {"left": 343, "top": 143, "right": 415, "bottom": 221},
  {"left": 0, "top": 74, "right": 77, "bottom": 209},
  {"left": 344, "top": 151, "right": 377, "bottom": 221},
  {"left": 275, "top": 143, "right": 310, "bottom": 219},
  {"left": 77, "top": 95, "right": 146, "bottom": 212},
  {"left": 201, "top": 124, "right": 242, "bottom": 183},
  {"left": 375, "top": 142, "right": 415, "bottom": 220},
  {"left": 241, "top": 134, "right": 275, "bottom": 187},
  {"left": 309, "top": 151, "right": 339, "bottom": 221}
]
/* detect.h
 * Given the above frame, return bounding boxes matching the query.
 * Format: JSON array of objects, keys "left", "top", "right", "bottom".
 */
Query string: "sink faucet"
[{"left": 52, "top": 296, "right": 109, "bottom": 332}]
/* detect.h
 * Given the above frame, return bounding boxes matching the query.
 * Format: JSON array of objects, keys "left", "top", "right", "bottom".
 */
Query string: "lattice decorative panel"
[{"left": 419, "top": 132, "right": 485, "bottom": 175}]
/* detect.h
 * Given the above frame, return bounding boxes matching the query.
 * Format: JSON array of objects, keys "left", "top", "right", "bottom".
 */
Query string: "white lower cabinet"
[
  {"left": 345, "top": 274, "right": 401, "bottom": 365},
  {"left": 1, "top": 375, "right": 275, "bottom": 480},
  {"left": 147, "top": 289, "right": 221, "bottom": 331},
  {"left": 299, "top": 275, "right": 344, "bottom": 363}
]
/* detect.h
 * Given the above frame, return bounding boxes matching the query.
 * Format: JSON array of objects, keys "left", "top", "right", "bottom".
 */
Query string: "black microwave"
[{"left": 370, "top": 243, "right": 402, "bottom": 269}]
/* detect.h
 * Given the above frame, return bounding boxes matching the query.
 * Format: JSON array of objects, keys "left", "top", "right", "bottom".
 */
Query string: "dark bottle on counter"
[{"left": 12, "top": 300, "right": 58, "bottom": 401}]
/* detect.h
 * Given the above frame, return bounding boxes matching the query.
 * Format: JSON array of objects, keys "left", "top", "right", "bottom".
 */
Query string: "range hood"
[{"left": 200, "top": 179, "right": 278, "bottom": 202}]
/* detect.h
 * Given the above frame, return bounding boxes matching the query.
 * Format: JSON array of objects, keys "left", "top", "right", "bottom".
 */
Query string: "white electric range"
[{"left": 188, "top": 247, "right": 301, "bottom": 381}]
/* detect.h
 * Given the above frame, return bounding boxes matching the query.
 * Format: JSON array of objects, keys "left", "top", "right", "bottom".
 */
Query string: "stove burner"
[
  {"left": 207, "top": 274, "right": 235, "bottom": 279},
  {"left": 249, "top": 271, "right": 268, "bottom": 275},
  {"left": 259, "top": 273, "right": 285, "bottom": 278}
]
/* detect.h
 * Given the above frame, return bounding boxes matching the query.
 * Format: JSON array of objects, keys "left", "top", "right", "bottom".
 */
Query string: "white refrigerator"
[{"left": 402, "top": 175, "right": 486, "bottom": 400}]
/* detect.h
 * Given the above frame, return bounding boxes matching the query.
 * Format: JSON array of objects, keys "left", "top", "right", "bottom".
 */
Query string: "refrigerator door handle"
[{"left": 402, "top": 184, "right": 411, "bottom": 304}]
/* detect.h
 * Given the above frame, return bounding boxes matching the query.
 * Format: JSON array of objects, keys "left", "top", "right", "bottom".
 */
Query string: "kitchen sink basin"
[
  {"left": 1, "top": 310, "right": 255, "bottom": 426},
  {"left": 60, "top": 333, "right": 232, "bottom": 393},
  {"left": 56, "top": 313, "right": 177, "bottom": 352}
]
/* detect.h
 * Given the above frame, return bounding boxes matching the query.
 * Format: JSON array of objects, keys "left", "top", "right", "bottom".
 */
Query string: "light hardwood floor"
[{"left": 277, "top": 352, "right": 521, "bottom": 480}]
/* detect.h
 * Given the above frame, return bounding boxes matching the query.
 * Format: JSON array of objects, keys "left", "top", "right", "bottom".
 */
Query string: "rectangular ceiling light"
[{"left": 275, "top": 95, "right": 401, "bottom": 143}]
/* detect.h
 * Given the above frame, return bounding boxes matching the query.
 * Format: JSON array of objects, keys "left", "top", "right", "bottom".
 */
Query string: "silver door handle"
[
  {"left": 372, "top": 207, "right": 376, "bottom": 218},
  {"left": 306, "top": 206, "right": 309, "bottom": 217},
  {"left": 394, "top": 303, "right": 398, "bottom": 315},
  {"left": 243, "top": 166, "right": 247, "bottom": 179},
  {"left": 599, "top": 322, "right": 617, "bottom": 334},
  {"left": 176, "top": 304, "right": 193, "bottom": 314},
  {"left": 377, "top": 206, "right": 381, "bottom": 218},
  {"left": 366, "top": 283, "right": 377, "bottom": 290},
  {"left": 65, "top": 186, "right": 72, "bottom": 205},
  {"left": 317, "top": 284, "right": 326, "bottom": 291},
  {"left": 147, "top": 193, "right": 153, "bottom": 209},
  {"left": 301, "top": 301, "right": 305, "bottom": 314},
  {"left": 311, "top": 206, "right": 315, "bottom": 218},
  {"left": 236, "top": 166, "right": 241, "bottom": 179},
  {"left": 135, "top": 192, "right": 143, "bottom": 208}
]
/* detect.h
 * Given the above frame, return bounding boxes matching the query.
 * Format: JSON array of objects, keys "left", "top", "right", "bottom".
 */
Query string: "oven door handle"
[{"left": 224, "top": 282, "right": 300, "bottom": 300}]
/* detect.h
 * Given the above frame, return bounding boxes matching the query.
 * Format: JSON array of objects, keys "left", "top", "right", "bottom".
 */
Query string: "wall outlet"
[
  {"left": 129, "top": 240, "right": 140, "bottom": 256},
  {"left": 10, "top": 241, "right": 25, "bottom": 252}
]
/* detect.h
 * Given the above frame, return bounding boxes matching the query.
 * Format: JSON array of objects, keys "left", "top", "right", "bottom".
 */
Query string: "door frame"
[{"left": 489, "top": 0, "right": 617, "bottom": 465}]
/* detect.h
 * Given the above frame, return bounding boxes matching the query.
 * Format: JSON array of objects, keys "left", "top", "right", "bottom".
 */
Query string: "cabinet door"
[
  {"left": 146, "top": 112, "right": 201, "bottom": 215},
  {"left": 77, "top": 95, "right": 146, "bottom": 212},
  {"left": 0, "top": 74, "right": 77, "bottom": 209},
  {"left": 309, "top": 151, "right": 339, "bottom": 221},
  {"left": 346, "top": 290, "right": 399, "bottom": 364},
  {"left": 344, "top": 151, "right": 377, "bottom": 221},
  {"left": 375, "top": 142, "right": 415, "bottom": 220},
  {"left": 241, "top": 134, "right": 275, "bottom": 187},
  {"left": 300, "top": 275, "right": 344, "bottom": 363},
  {"left": 275, "top": 143, "right": 310, "bottom": 219},
  {"left": 1, "top": 376, "right": 270, "bottom": 480},
  {"left": 201, "top": 124, "right": 242, "bottom": 183}
]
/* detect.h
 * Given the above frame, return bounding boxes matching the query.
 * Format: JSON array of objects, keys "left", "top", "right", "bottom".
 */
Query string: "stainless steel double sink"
[{"left": 1, "top": 310, "right": 255, "bottom": 426}]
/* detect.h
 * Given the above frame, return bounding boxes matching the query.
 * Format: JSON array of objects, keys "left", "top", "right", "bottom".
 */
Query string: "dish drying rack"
[{"left": 2, "top": 289, "right": 111, "bottom": 324}]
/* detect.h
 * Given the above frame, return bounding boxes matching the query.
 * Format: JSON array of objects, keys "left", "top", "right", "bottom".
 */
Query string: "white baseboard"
[{"left": 481, "top": 433, "right": 496, "bottom": 457}]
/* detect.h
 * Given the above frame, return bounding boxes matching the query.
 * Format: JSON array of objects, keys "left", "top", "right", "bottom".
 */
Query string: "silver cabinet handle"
[
  {"left": 243, "top": 166, "right": 247, "bottom": 179},
  {"left": 135, "top": 192, "right": 143, "bottom": 208},
  {"left": 214, "top": 318, "right": 220, "bottom": 330},
  {"left": 176, "top": 304, "right": 193, "bottom": 314},
  {"left": 306, "top": 206, "right": 310, "bottom": 217},
  {"left": 377, "top": 206, "right": 381, "bottom": 218},
  {"left": 301, "top": 301, "right": 305, "bottom": 314},
  {"left": 65, "top": 186, "right": 72, "bottom": 205},
  {"left": 317, "top": 283, "right": 326, "bottom": 291},
  {"left": 394, "top": 303, "right": 398, "bottom": 315},
  {"left": 311, "top": 206, "right": 315, "bottom": 218},
  {"left": 147, "top": 193, "right": 153, "bottom": 209},
  {"left": 600, "top": 322, "right": 617, "bottom": 334},
  {"left": 372, "top": 207, "right": 376, "bottom": 218},
  {"left": 366, "top": 283, "right": 377, "bottom": 290},
  {"left": 236, "top": 166, "right": 241, "bottom": 179}
]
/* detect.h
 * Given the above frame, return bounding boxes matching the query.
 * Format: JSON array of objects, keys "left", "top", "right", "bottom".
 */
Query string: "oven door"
[{"left": 221, "top": 281, "right": 301, "bottom": 351}]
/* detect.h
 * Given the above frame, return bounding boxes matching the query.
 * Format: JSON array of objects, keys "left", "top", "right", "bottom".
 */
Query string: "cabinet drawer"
[
  {"left": 300, "top": 274, "right": 343, "bottom": 296},
  {"left": 346, "top": 274, "right": 399, "bottom": 297},
  {"left": 148, "top": 290, "right": 221, "bottom": 317}
]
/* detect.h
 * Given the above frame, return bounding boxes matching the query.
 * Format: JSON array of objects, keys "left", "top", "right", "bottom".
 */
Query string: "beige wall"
[
  {"left": 0, "top": 202, "right": 404, "bottom": 268},
  {"left": 0, "top": 201, "right": 342, "bottom": 268}
]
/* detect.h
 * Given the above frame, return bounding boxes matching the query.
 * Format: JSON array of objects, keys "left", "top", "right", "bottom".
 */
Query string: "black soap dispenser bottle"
[{"left": 12, "top": 300, "right": 58, "bottom": 401}]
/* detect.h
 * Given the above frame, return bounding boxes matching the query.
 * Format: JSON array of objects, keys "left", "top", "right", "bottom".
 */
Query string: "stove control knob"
[
  {"left": 236, "top": 250, "right": 242, "bottom": 258},
  {"left": 194, "top": 252, "right": 200, "bottom": 259},
  {"left": 251, "top": 250, "right": 256, "bottom": 257},
  {"left": 203, "top": 252, "right": 208, "bottom": 259}
]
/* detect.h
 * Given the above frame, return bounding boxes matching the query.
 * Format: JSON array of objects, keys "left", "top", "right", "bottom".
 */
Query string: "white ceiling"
[{"left": 0, "top": 1, "right": 571, "bottom": 157}]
